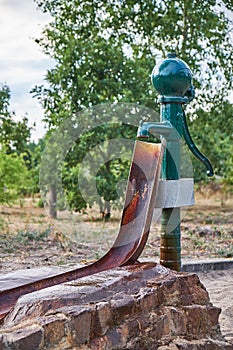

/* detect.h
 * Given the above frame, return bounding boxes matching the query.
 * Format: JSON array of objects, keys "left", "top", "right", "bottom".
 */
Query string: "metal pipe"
[
  {"left": 137, "top": 121, "right": 173, "bottom": 139},
  {"left": 159, "top": 103, "right": 183, "bottom": 271}
]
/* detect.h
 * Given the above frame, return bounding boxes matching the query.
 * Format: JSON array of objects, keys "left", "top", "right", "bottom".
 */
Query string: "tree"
[
  {"left": 0, "top": 148, "right": 32, "bottom": 204},
  {"left": 27, "top": 139, "right": 46, "bottom": 197},
  {"left": 33, "top": 0, "right": 233, "bottom": 214},
  {"left": 34, "top": 0, "right": 232, "bottom": 111},
  {"left": 38, "top": 103, "right": 157, "bottom": 216},
  {"left": 0, "top": 84, "right": 33, "bottom": 204},
  {"left": 189, "top": 100, "right": 233, "bottom": 183},
  {"left": 61, "top": 120, "right": 138, "bottom": 214},
  {"left": 0, "top": 84, "right": 31, "bottom": 155}
]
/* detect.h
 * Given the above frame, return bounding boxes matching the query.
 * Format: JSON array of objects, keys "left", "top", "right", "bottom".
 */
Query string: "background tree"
[
  {"left": 0, "top": 149, "right": 31, "bottom": 205},
  {"left": 27, "top": 139, "right": 46, "bottom": 199},
  {"left": 0, "top": 84, "right": 32, "bottom": 205},
  {"left": 34, "top": 0, "right": 232, "bottom": 111},
  {"left": 189, "top": 100, "right": 233, "bottom": 184},
  {"left": 0, "top": 84, "right": 31, "bottom": 155},
  {"left": 33, "top": 0, "right": 233, "bottom": 214}
]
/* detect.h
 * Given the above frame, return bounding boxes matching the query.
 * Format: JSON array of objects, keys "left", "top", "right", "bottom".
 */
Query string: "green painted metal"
[
  {"left": 152, "top": 53, "right": 193, "bottom": 272},
  {"left": 152, "top": 52, "right": 192, "bottom": 97},
  {"left": 158, "top": 100, "right": 184, "bottom": 270},
  {"left": 138, "top": 52, "right": 213, "bottom": 271}
]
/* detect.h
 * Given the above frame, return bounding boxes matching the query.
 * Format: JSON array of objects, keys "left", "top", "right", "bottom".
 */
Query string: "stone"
[
  {"left": 92, "top": 301, "right": 112, "bottom": 337},
  {"left": 1, "top": 324, "right": 43, "bottom": 350},
  {"left": 38, "top": 313, "right": 67, "bottom": 347},
  {"left": 173, "top": 338, "right": 233, "bottom": 349},
  {"left": 0, "top": 335, "right": 3, "bottom": 350},
  {"left": 0, "top": 262, "right": 232, "bottom": 349},
  {"left": 136, "top": 286, "right": 160, "bottom": 311},
  {"left": 110, "top": 294, "right": 136, "bottom": 325},
  {"left": 165, "top": 306, "right": 186, "bottom": 336},
  {"left": 198, "top": 226, "right": 214, "bottom": 237},
  {"left": 61, "top": 305, "right": 93, "bottom": 346}
]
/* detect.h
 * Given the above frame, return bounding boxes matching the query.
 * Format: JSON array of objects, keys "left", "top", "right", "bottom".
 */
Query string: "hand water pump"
[{"left": 137, "top": 53, "right": 213, "bottom": 271}]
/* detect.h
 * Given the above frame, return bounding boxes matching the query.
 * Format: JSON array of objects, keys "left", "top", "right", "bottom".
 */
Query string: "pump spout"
[{"left": 137, "top": 120, "right": 173, "bottom": 140}]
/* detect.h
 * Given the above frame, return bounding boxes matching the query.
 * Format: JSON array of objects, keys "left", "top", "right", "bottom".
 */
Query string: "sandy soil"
[{"left": 198, "top": 269, "right": 233, "bottom": 344}]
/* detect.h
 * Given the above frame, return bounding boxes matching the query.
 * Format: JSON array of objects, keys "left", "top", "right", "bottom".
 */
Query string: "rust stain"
[{"left": 121, "top": 191, "right": 140, "bottom": 225}]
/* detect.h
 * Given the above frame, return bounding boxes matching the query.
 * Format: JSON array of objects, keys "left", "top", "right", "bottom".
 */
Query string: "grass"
[
  {"left": 16, "top": 228, "right": 51, "bottom": 243},
  {"left": 215, "top": 246, "right": 233, "bottom": 258}
]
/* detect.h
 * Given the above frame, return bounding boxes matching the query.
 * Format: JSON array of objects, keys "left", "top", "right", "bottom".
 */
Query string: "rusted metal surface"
[{"left": 0, "top": 140, "right": 164, "bottom": 321}]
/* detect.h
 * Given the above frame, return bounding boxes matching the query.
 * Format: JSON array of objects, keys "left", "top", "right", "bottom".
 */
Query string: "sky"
[
  {"left": 0, "top": 0, "right": 54, "bottom": 141},
  {"left": 0, "top": 1, "right": 232, "bottom": 142}
]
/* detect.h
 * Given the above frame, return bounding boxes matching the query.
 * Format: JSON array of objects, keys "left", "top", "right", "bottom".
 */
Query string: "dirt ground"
[
  {"left": 0, "top": 193, "right": 232, "bottom": 343},
  {"left": 198, "top": 269, "right": 233, "bottom": 344},
  {"left": 0, "top": 193, "right": 232, "bottom": 272}
]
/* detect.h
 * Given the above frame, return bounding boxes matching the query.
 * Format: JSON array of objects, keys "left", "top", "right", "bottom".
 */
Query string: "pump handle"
[{"left": 182, "top": 111, "right": 214, "bottom": 177}]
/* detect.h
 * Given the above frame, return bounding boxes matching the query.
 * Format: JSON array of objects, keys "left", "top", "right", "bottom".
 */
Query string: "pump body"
[{"left": 138, "top": 53, "right": 213, "bottom": 271}]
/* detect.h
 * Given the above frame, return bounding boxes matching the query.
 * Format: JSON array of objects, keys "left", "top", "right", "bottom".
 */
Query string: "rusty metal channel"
[{"left": 0, "top": 140, "right": 164, "bottom": 321}]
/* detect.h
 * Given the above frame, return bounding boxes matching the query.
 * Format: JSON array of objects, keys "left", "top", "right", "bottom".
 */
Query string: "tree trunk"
[{"left": 48, "top": 185, "right": 57, "bottom": 218}]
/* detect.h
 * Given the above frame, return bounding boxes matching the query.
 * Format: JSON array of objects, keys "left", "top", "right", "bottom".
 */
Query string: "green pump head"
[
  {"left": 151, "top": 52, "right": 193, "bottom": 98},
  {"left": 151, "top": 53, "right": 195, "bottom": 103}
]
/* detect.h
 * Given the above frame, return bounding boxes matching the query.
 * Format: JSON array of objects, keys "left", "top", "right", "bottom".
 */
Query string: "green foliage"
[
  {"left": 33, "top": 0, "right": 233, "bottom": 212},
  {"left": 34, "top": 0, "right": 233, "bottom": 112},
  {"left": 0, "top": 84, "right": 33, "bottom": 204},
  {"left": 16, "top": 228, "right": 51, "bottom": 244},
  {"left": 96, "top": 158, "right": 130, "bottom": 205},
  {"left": 188, "top": 101, "right": 233, "bottom": 186},
  {"left": 0, "top": 84, "right": 31, "bottom": 155},
  {"left": 27, "top": 139, "right": 46, "bottom": 194},
  {"left": 0, "top": 148, "right": 32, "bottom": 204},
  {"left": 62, "top": 124, "right": 135, "bottom": 212}
]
